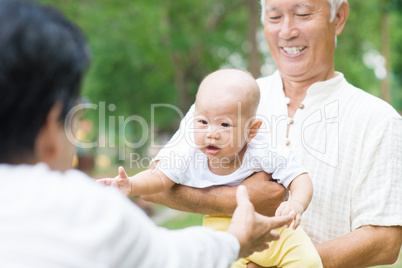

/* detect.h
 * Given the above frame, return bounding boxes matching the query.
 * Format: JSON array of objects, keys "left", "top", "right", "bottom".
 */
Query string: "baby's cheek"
[{"left": 193, "top": 133, "right": 205, "bottom": 146}]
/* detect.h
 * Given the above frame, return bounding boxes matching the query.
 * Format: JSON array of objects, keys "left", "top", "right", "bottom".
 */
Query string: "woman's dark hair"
[{"left": 0, "top": 0, "right": 90, "bottom": 162}]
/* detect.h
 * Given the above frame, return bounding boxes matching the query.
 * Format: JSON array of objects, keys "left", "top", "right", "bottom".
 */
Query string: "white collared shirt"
[{"left": 257, "top": 71, "right": 402, "bottom": 244}]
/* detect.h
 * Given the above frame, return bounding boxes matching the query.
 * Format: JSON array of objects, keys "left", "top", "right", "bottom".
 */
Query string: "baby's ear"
[{"left": 246, "top": 119, "right": 262, "bottom": 142}]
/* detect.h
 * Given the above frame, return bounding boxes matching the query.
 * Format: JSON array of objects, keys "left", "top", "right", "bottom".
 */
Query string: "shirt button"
[
  {"left": 299, "top": 104, "right": 305, "bottom": 109},
  {"left": 286, "top": 140, "right": 291, "bottom": 146},
  {"left": 288, "top": 118, "right": 294, "bottom": 125}
]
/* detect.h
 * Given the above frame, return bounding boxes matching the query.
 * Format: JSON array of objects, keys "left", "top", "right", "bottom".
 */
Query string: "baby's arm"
[
  {"left": 275, "top": 173, "right": 313, "bottom": 229},
  {"left": 130, "top": 167, "right": 176, "bottom": 196},
  {"left": 97, "top": 166, "right": 175, "bottom": 196}
]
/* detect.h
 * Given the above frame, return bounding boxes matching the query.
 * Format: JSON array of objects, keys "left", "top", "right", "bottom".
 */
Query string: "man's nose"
[{"left": 278, "top": 16, "right": 299, "bottom": 40}]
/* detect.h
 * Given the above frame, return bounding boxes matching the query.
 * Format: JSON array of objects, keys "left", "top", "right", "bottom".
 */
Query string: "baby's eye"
[{"left": 221, "top": 123, "right": 231, "bottom": 127}]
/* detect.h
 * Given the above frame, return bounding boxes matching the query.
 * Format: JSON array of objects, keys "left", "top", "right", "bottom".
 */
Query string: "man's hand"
[
  {"left": 241, "top": 172, "right": 286, "bottom": 216},
  {"left": 97, "top": 166, "right": 132, "bottom": 196},
  {"left": 228, "top": 186, "right": 293, "bottom": 258}
]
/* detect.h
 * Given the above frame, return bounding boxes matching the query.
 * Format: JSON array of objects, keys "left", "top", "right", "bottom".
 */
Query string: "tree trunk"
[
  {"left": 380, "top": 5, "right": 391, "bottom": 104},
  {"left": 246, "top": 0, "right": 261, "bottom": 78},
  {"left": 161, "top": 6, "right": 194, "bottom": 113},
  {"left": 171, "top": 52, "right": 193, "bottom": 113}
]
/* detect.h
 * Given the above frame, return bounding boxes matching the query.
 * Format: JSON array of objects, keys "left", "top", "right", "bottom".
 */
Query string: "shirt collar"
[
  {"left": 306, "top": 72, "right": 345, "bottom": 96},
  {"left": 272, "top": 70, "right": 346, "bottom": 97}
]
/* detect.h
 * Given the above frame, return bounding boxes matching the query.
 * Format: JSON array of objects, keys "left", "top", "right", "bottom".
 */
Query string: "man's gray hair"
[{"left": 260, "top": 0, "right": 347, "bottom": 23}]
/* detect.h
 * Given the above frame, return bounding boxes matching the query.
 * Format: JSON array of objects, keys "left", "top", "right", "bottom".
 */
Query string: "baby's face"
[{"left": 193, "top": 91, "right": 250, "bottom": 162}]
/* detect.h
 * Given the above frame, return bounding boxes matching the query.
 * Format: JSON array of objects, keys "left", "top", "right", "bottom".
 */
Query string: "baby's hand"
[
  {"left": 275, "top": 200, "right": 304, "bottom": 229},
  {"left": 96, "top": 166, "right": 132, "bottom": 196}
]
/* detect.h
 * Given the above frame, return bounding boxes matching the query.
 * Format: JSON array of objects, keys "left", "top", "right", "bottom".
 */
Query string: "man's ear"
[
  {"left": 34, "top": 102, "right": 63, "bottom": 165},
  {"left": 246, "top": 119, "right": 262, "bottom": 142},
  {"left": 334, "top": 1, "right": 349, "bottom": 36}
]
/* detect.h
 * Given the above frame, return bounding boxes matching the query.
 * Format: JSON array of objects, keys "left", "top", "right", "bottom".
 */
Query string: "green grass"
[
  {"left": 160, "top": 211, "right": 204, "bottom": 230},
  {"left": 377, "top": 249, "right": 402, "bottom": 268}
]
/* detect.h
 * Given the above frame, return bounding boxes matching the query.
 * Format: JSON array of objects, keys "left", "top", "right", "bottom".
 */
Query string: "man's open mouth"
[{"left": 282, "top": 46, "right": 307, "bottom": 55}]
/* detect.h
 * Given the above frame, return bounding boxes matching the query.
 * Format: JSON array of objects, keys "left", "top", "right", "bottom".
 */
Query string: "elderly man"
[
  {"left": 144, "top": 0, "right": 402, "bottom": 267},
  {"left": 0, "top": 0, "right": 294, "bottom": 267}
]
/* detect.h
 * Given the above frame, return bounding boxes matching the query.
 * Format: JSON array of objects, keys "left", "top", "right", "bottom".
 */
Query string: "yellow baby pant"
[{"left": 203, "top": 215, "right": 323, "bottom": 268}]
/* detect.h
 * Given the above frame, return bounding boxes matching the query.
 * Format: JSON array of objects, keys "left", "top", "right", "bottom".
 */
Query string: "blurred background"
[{"left": 39, "top": 0, "right": 401, "bottom": 265}]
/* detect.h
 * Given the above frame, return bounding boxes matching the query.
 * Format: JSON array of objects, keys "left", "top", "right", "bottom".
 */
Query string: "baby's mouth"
[{"left": 206, "top": 144, "right": 220, "bottom": 155}]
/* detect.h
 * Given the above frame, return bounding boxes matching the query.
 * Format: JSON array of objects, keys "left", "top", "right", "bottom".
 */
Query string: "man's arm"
[
  {"left": 142, "top": 167, "right": 286, "bottom": 216},
  {"left": 316, "top": 225, "right": 402, "bottom": 267}
]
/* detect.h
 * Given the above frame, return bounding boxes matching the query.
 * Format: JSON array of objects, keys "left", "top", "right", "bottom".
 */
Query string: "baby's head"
[
  {"left": 196, "top": 69, "right": 260, "bottom": 120},
  {"left": 193, "top": 69, "right": 262, "bottom": 160}
]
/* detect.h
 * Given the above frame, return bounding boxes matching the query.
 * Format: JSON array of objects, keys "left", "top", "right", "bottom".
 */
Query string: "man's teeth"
[{"left": 283, "top": 47, "right": 305, "bottom": 55}]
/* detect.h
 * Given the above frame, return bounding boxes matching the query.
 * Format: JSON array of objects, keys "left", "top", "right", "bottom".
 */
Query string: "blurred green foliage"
[
  {"left": 335, "top": 0, "right": 402, "bottom": 108},
  {"left": 39, "top": 0, "right": 402, "bottom": 152}
]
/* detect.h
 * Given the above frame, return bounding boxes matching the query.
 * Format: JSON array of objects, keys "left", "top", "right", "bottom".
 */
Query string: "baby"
[{"left": 98, "top": 69, "right": 322, "bottom": 268}]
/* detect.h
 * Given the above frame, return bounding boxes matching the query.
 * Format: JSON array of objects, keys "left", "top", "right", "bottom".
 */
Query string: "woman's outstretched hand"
[{"left": 228, "top": 185, "right": 293, "bottom": 258}]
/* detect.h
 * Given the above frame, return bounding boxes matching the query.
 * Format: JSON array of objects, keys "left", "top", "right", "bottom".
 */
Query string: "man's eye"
[
  {"left": 221, "top": 123, "right": 230, "bottom": 127},
  {"left": 266, "top": 11, "right": 281, "bottom": 21},
  {"left": 296, "top": 14, "right": 311, "bottom": 17},
  {"left": 269, "top": 16, "right": 281, "bottom": 20},
  {"left": 201, "top": 120, "right": 208, "bottom": 125}
]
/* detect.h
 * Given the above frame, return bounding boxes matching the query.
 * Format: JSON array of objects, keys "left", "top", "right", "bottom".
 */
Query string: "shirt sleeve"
[
  {"left": 105, "top": 189, "right": 240, "bottom": 268},
  {"left": 351, "top": 116, "right": 402, "bottom": 230},
  {"left": 155, "top": 145, "right": 193, "bottom": 185}
]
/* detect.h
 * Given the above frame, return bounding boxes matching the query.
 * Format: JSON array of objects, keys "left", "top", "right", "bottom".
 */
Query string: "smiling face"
[
  {"left": 263, "top": 0, "right": 348, "bottom": 83},
  {"left": 193, "top": 69, "right": 260, "bottom": 167}
]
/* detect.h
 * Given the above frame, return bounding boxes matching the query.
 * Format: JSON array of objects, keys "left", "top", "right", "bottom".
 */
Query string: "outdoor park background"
[{"left": 41, "top": 0, "right": 401, "bottom": 266}]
